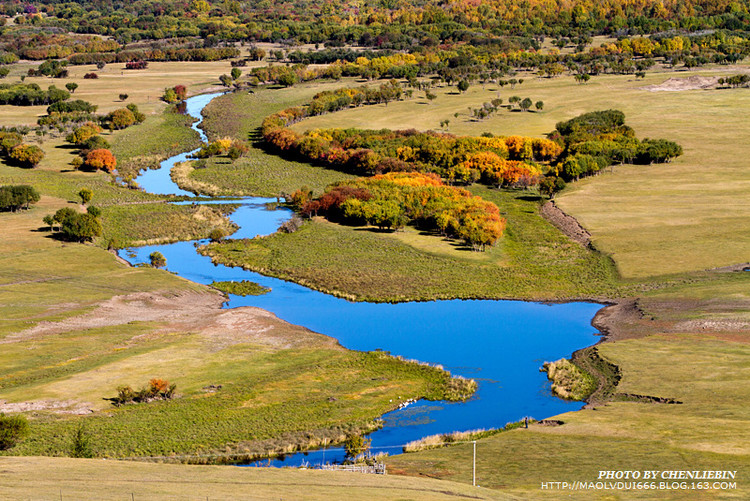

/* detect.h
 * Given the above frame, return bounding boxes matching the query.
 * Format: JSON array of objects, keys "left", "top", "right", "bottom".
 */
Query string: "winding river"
[{"left": 122, "top": 92, "right": 603, "bottom": 466}]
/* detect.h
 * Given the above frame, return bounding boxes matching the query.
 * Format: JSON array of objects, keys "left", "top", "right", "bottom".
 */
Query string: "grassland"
[
  {"left": 187, "top": 82, "right": 357, "bottom": 197},
  {"left": 199, "top": 185, "right": 633, "bottom": 302},
  {"left": 387, "top": 274, "right": 750, "bottom": 499},
  {"left": 110, "top": 109, "right": 202, "bottom": 180},
  {"left": 0, "top": 58, "right": 267, "bottom": 126},
  {"left": 294, "top": 64, "right": 750, "bottom": 278},
  {"left": 0, "top": 456, "right": 506, "bottom": 501}
]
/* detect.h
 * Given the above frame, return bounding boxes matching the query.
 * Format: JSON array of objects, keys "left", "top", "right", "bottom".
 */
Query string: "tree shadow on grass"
[{"left": 517, "top": 195, "right": 542, "bottom": 202}]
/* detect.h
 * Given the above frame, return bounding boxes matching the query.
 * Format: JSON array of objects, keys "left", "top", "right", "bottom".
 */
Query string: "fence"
[{"left": 319, "top": 463, "right": 386, "bottom": 475}]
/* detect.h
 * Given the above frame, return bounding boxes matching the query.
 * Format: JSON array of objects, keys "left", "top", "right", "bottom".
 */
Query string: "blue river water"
[{"left": 122, "top": 93, "right": 603, "bottom": 466}]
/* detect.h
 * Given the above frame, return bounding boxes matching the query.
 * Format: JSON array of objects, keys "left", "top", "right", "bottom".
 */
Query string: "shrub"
[
  {"left": 83, "top": 72, "right": 98, "bottom": 79},
  {"left": 0, "top": 413, "right": 29, "bottom": 450}
]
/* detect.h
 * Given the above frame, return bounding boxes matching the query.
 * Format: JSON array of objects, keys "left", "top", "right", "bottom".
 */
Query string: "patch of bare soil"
[
  {"left": 541, "top": 200, "right": 591, "bottom": 247},
  {"left": 0, "top": 399, "right": 94, "bottom": 415},
  {"left": 642, "top": 76, "right": 719, "bottom": 92},
  {"left": 0, "top": 290, "right": 338, "bottom": 414},
  {"left": 3, "top": 290, "right": 338, "bottom": 350}
]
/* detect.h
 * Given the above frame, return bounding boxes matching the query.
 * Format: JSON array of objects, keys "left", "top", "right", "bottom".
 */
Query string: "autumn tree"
[
  {"left": 84, "top": 149, "right": 117, "bottom": 172},
  {"left": 9, "top": 144, "right": 44, "bottom": 168}
]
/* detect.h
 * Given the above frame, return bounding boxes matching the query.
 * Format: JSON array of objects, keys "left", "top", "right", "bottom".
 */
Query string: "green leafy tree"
[
  {"left": 0, "top": 185, "right": 40, "bottom": 211},
  {"left": 520, "top": 97, "right": 533, "bottom": 111},
  {"left": 231, "top": 67, "right": 242, "bottom": 80},
  {"left": 219, "top": 74, "right": 233, "bottom": 87},
  {"left": 54, "top": 207, "right": 77, "bottom": 226},
  {"left": 62, "top": 213, "right": 102, "bottom": 243},
  {"left": 457, "top": 80, "right": 469, "bottom": 93},
  {"left": 535, "top": 100, "right": 544, "bottom": 111},
  {"left": 65, "top": 82, "right": 78, "bottom": 93},
  {"left": 70, "top": 425, "right": 93, "bottom": 458},
  {"left": 78, "top": 187, "right": 93, "bottom": 205},
  {"left": 149, "top": 251, "right": 167, "bottom": 268},
  {"left": 343, "top": 434, "right": 371, "bottom": 460},
  {"left": 42, "top": 214, "right": 55, "bottom": 230}
]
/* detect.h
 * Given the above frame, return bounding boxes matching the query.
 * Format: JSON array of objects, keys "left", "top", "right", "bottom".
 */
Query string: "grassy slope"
[
  {"left": 189, "top": 83, "right": 356, "bottom": 197},
  {"left": 200, "top": 188, "right": 626, "bottom": 302},
  {"left": 295, "top": 65, "right": 750, "bottom": 278},
  {"left": 387, "top": 275, "right": 750, "bottom": 500},
  {"left": 0, "top": 456, "right": 507, "bottom": 501},
  {"left": 0, "top": 196, "right": 201, "bottom": 334}
]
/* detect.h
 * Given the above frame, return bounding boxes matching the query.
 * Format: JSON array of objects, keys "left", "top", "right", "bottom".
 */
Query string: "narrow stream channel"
[{"left": 121, "top": 92, "right": 603, "bottom": 466}]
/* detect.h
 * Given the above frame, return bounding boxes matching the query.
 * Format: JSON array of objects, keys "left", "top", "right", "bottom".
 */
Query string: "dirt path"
[{"left": 540, "top": 200, "right": 592, "bottom": 247}]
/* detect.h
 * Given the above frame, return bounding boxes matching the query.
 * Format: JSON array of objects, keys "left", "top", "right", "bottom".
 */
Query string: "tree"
[
  {"left": 219, "top": 74, "right": 233, "bottom": 87},
  {"left": 535, "top": 101, "right": 544, "bottom": 111},
  {"left": 457, "top": 80, "right": 469, "bottom": 93},
  {"left": 425, "top": 90, "right": 437, "bottom": 103},
  {"left": 343, "top": 434, "right": 371, "bottom": 460},
  {"left": 162, "top": 88, "right": 178, "bottom": 103},
  {"left": 520, "top": 98, "right": 533, "bottom": 112},
  {"left": 66, "top": 123, "right": 102, "bottom": 145},
  {"left": 231, "top": 67, "right": 242, "bottom": 80},
  {"left": 54, "top": 207, "right": 77, "bottom": 226},
  {"left": 119, "top": 93, "right": 128, "bottom": 101},
  {"left": 107, "top": 108, "right": 136, "bottom": 130},
  {"left": 539, "top": 176, "right": 566, "bottom": 199},
  {"left": 78, "top": 188, "right": 93, "bottom": 205},
  {"left": 84, "top": 149, "right": 117, "bottom": 172},
  {"left": 0, "top": 413, "right": 29, "bottom": 450},
  {"left": 65, "top": 82, "right": 78, "bottom": 93},
  {"left": 277, "top": 72, "right": 297, "bottom": 87},
  {"left": 173, "top": 85, "right": 187, "bottom": 101},
  {"left": 0, "top": 185, "right": 40, "bottom": 212},
  {"left": 62, "top": 213, "right": 102, "bottom": 243},
  {"left": 149, "top": 251, "right": 167, "bottom": 268},
  {"left": 70, "top": 425, "right": 93, "bottom": 458},
  {"left": 42, "top": 214, "right": 55, "bottom": 230},
  {"left": 9, "top": 144, "right": 44, "bottom": 168}
]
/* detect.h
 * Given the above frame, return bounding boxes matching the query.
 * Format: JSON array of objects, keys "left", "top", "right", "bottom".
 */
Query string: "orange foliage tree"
[{"left": 84, "top": 149, "right": 117, "bottom": 172}]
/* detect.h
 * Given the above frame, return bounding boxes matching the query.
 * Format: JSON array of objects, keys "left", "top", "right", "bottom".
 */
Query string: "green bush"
[{"left": 0, "top": 413, "right": 29, "bottom": 450}]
